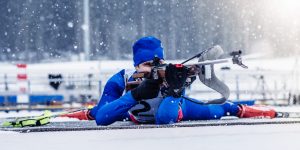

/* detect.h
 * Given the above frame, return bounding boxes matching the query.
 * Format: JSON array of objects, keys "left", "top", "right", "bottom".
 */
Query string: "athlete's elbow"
[{"left": 95, "top": 113, "right": 114, "bottom": 126}]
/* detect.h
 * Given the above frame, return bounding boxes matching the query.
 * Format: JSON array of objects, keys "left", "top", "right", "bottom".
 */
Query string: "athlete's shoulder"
[
  {"left": 104, "top": 69, "right": 127, "bottom": 92},
  {"left": 108, "top": 69, "right": 126, "bottom": 82}
]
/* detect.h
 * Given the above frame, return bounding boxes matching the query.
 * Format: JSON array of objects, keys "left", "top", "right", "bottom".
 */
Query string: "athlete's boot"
[
  {"left": 60, "top": 110, "right": 94, "bottom": 120},
  {"left": 237, "top": 105, "right": 276, "bottom": 119}
]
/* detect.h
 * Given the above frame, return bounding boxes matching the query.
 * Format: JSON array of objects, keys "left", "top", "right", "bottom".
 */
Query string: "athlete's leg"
[{"left": 182, "top": 98, "right": 239, "bottom": 120}]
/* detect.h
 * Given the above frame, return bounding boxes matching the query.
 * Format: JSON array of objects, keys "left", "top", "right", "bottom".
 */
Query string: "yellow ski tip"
[{"left": 2, "top": 121, "right": 12, "bottom": 127}]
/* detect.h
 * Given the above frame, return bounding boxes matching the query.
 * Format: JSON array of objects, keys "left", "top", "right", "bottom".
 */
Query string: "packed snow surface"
[
  {"left": 1, "top": 124, "right": 300, "bottom": 150},
  {"left": 1, "top": 107, "right": 300, "bottom": 150}
]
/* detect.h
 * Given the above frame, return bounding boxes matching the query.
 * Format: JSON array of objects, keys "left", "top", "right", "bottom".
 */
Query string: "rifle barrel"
[{"left": 185, "top": 58, "right": 230, "bottom": 66}]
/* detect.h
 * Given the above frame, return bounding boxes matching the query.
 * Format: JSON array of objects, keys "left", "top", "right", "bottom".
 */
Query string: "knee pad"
[{"left": 156, "top": 97, "right": 182, "bottom": 124}]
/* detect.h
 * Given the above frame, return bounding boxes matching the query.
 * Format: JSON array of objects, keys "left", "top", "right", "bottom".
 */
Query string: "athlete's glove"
[
  {"left": 165, "top": 63, "right": 189, "bottom": 98},
  {"left": 131, "top": 79, "right": 162, "bottom": 101}
]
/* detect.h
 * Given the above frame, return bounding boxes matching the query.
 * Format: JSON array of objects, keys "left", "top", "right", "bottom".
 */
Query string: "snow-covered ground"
[
  {"left": 1, "top": 124, "right": 300, "bottom": 150},
  {"left": 1, "top": 106, "right": 300, "bottom": 150}
]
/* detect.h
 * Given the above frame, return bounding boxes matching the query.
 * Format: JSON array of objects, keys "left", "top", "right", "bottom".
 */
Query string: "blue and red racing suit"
[{"left": 89, "top": 69, "right": 240, "bottom": 125}]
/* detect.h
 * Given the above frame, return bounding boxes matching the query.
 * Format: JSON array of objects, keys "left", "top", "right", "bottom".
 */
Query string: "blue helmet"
[{"left": 132, "top": 36, "right": 164, "bottom": 67}]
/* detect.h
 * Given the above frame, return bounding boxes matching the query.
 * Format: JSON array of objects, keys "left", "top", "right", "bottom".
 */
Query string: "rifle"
[{"left": 126, "top": 45, "right": 248, "bottom": 104}]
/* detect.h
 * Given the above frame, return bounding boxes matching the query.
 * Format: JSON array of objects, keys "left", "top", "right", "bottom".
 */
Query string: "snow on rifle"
[{"left": 126, "top": 45, "right": 248, "bottom": 104}]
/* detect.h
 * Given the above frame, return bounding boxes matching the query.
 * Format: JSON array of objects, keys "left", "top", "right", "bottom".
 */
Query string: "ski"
[
  {"left": 1, "top": 110, "right": 52, "bottom": 127},
  {"left": 2, "top": 118, "right": 300, "bottom": 133},
  {"left": 276, "top": 112, "right": 300, "bottom": 118},
  {"left": 1, "top": 108, "right": 86, "bottom": 128}
]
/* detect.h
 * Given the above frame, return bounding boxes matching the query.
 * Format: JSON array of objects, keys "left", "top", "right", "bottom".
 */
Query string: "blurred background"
[
  {"left": 0, "top": 0, "right": 300, "bottom": 112},
  {"left": 0, "top": 0, "right": 300, "bottom": 62}
]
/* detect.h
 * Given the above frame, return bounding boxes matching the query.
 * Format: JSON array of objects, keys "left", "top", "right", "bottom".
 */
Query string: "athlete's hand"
[
  {"left": 131, "top": 79, "right": 162, "bottom": 101},
  {"left": 165, "top": 63, "right": 189, "bottom": 97}
]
